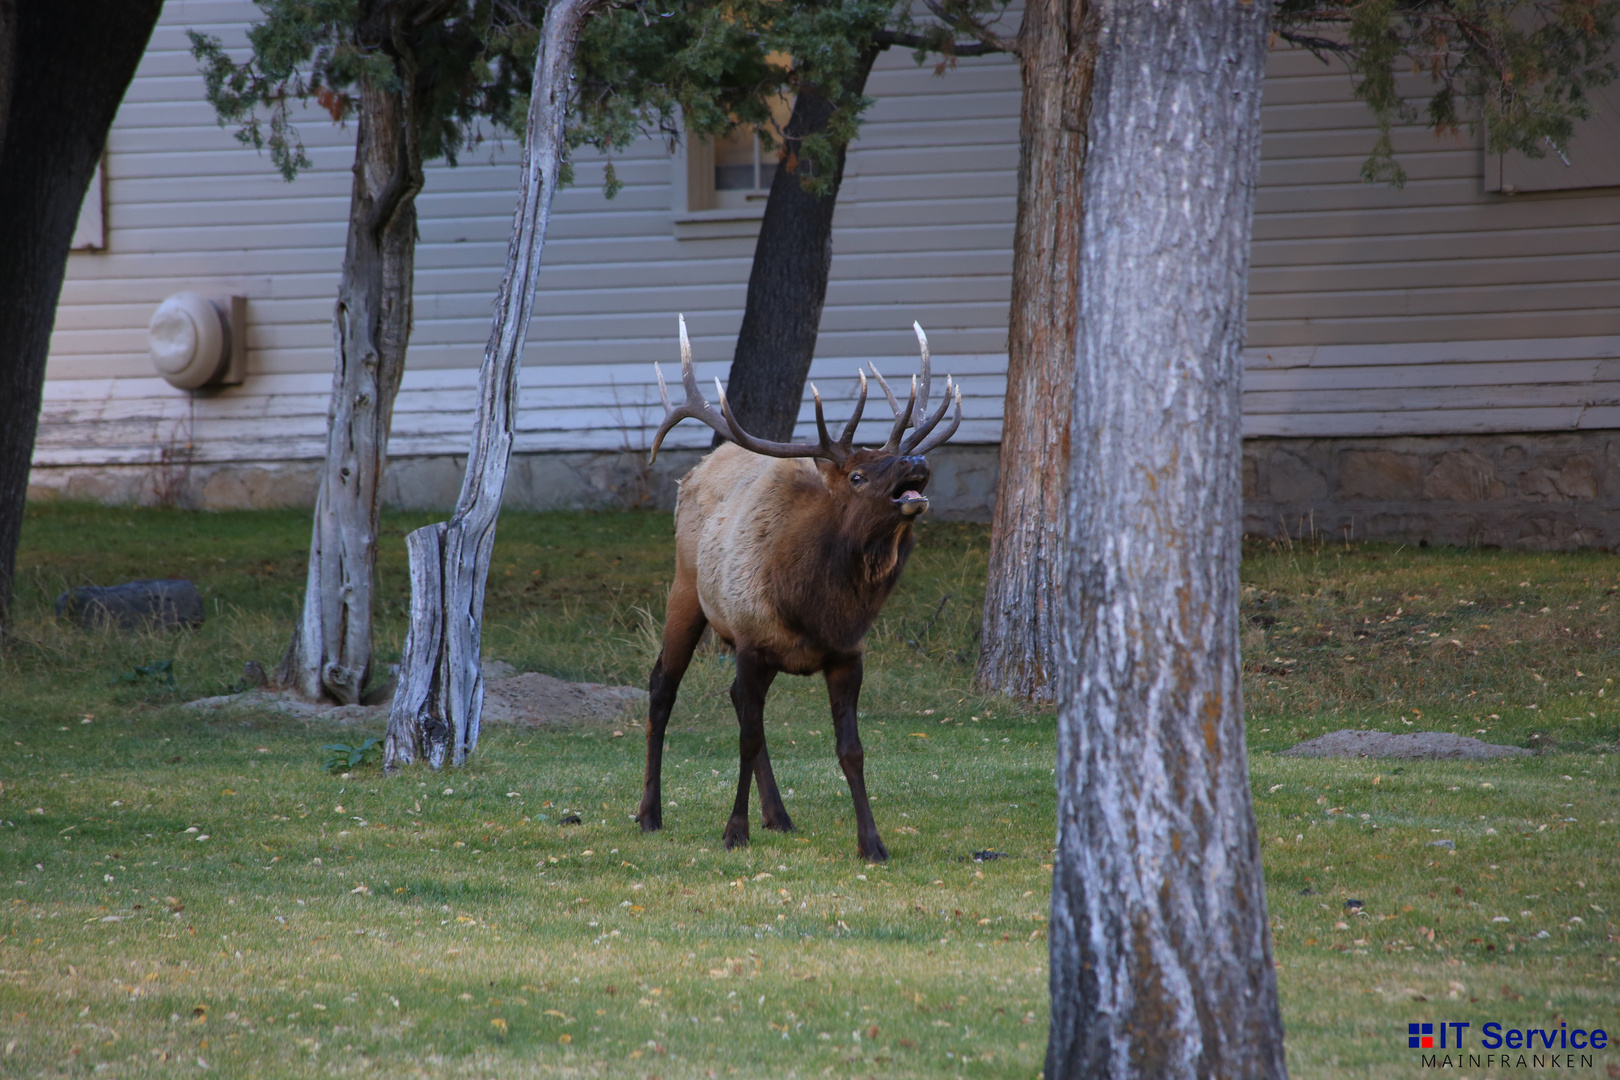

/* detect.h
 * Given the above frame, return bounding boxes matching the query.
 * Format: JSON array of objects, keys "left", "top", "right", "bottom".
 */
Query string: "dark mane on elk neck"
[{"left": 635, "top": 316, "right": 962, "bottom": 861}]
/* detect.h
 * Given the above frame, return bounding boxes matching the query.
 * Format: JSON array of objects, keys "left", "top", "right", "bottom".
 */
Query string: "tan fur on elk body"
[
  {"left": 677, "top": 443, "right": 921, "bottom": 675},
  {"left": 637, "top": 316, "right": 962, "bottom": 861}
]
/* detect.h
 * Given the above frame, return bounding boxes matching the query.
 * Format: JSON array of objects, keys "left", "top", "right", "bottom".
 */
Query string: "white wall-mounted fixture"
[{"left": 148, "top": 293, "right": 247, "bottom": 390}]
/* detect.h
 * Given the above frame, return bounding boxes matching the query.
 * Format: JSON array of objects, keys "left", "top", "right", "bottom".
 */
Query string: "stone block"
[
  {"left": 1422, "top": 450, "right": 1505, "bottom": 502},
  {"left": 1337, "top": 450, "right": 1421, "bottom": 501},
  {"left": 199, "top": 464, "right": 319, "bottom": 509},
  {"left": 1518, "top": 455, "right": 1596, "bottom": 502},
  {"left": 1267, "top": 450, "right": 1327, "bottom": 503}
]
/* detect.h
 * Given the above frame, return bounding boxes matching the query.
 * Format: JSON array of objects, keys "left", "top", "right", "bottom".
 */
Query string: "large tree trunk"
[
  {"left": 279, "top": 54, "right": 423, "bottom": 704},
  {"left": 383, "top": 0, "right": 609, "bottom": 770},
  {"left": 715, "top": 47, "right": 880, "bottom": 442},
  {"left": 1046, "top": 1, "right": 1284, "bottom": 1077},
  {"left": 974, "top": 0, "right": 1092, "bottom": 703},
  {"left": 0, "top": 0, "right": 164, "bottom": 629}
]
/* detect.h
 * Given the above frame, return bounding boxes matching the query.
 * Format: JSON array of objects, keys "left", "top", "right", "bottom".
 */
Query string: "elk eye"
[{"left": 850, "top": 473, "right": 865, "bottom": 486}]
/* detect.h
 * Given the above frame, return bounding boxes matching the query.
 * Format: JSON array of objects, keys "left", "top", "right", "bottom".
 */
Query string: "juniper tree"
[
  {"left": 191, "top": 0, "right": 548, "bottom": 705},
  {"left": 573, "top": 0, "right": 996, "bottom": 444}
]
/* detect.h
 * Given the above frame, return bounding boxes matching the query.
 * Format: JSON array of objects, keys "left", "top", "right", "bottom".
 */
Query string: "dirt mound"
[
  {"left": 1281, "top": 729, "right": 1531, "bottom": 760},
  {"left": 482, "top": 672, "right": 645, "bottom": 726},
  {"left": 186, "top": 668, "right": 645, "bottom": 727},
  {"left": 184, "top": 688, "right": 383, "bottom": 723}
]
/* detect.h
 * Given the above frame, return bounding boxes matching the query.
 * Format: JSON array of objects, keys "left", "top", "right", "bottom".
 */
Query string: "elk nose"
[{"left": 903, "top": 455, "right": 928, "bottom": 472}]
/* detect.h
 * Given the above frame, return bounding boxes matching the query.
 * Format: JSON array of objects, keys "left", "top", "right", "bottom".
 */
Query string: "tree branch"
[
  {"left": 1274, "top": 28, "right": 1351, "bottom": 54},
  {"left": 874, "top": 28, "right": 1009, "bottom": 56},
  {"left": 914, "top": 0, "right": 1020, "bottom": 55}
]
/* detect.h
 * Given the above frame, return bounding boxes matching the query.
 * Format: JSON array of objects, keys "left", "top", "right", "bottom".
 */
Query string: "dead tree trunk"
[
  {"left": 280, "top": 64, "right": 423, "bottom": 704},
  {"left": 383, "top": 0, "right": 608, "bottom": 769},
  {"left": 1047, "top": 0, "right": 1285, "bottom": 1077},
  {"left": 0, "top": 0, "right": 164, "bottom": 629},
  {"left": 714, "top": 47, "right": 879, "bottom": 443},
  {"left": 974, "top": 0, "right": 1092, "bottom": 703}
]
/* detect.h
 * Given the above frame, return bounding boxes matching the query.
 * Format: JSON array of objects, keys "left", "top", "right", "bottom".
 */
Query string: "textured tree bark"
[
  {"left": 715, "top": 47, "right": 880, "bottom": 442},
  {"left": 974, "top": 0, "right": 1092, "bottom": 703},
  {"left": 383, "top": 0, "right": 609, "bottom": 770},
  {"left": 1047, "top": 1, "right": 1285, "bottom": 1077},
  {"left": 279, "top": 38, "right": 423, "bottom": 704},
  {"left": 0, "top": 0, "right": 164, "bottom": 629}
]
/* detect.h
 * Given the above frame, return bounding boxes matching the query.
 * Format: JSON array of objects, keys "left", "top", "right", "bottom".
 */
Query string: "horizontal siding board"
[
  {"left": 1243, "top": 406, "right": 1620, "bottom": 439},
  {"left": 1248, "top": 280, "right": 1620, "bottom": 321},
  {"left": 1251, "top": 224, "right": 1620, "bottom": 267},
  {"left": 1247, "top": 312, "right": 1620, "bottom": 349}
]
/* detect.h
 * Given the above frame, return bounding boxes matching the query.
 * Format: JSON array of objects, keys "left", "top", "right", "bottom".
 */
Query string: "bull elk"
[{"left": 637, "top": 316, "right": 962, "bottom": 861}]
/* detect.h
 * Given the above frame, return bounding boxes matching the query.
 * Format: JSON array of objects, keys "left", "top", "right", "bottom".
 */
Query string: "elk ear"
[{"left": 814, "top": 458, "right": 842, "bottom": 487}]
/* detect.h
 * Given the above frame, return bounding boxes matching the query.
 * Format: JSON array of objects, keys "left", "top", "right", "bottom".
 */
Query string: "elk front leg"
[
  {"left": 723, "top": 650, "right": 776, "bottom": 850},
  {"left": 826, "top": 656, "right": 887, "bottom": 862},
  {"left": 639, "top": 577, "right": 707, "bottom": 833}
]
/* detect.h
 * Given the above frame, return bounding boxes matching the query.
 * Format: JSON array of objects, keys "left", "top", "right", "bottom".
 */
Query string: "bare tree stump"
[{"left": 383, "top": 0, "right": 609, "bottom": 770}]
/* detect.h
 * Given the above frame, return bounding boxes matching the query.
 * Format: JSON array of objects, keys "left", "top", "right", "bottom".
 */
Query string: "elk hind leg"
[
  {"left": 723, "top": 650, "right": 776, "bottom": 850},
  {"left": 753, "top": 743, "right": 793, "bottom": 832},
  {"left": 638, "top": 576, "right": 706, "bottom": 833}
]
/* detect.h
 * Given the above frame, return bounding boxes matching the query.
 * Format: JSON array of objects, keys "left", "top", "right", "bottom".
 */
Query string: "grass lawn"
[{"left": 1, "top": 502, "right": 1616, "bottom": 1078}]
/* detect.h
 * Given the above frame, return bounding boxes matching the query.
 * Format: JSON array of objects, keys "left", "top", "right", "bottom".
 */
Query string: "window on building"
[{"left": 680, "top": 94, "right": 795, "bottom": 216}]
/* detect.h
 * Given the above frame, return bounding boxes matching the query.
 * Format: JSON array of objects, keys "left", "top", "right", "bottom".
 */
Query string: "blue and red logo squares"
[{"left": 1409, "top": 1023, "right": 1434, "bottom": 1049}]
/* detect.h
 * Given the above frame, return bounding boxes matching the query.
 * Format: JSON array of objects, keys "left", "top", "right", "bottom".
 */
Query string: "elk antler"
[
  {"left": 649, "top": 315, "right": 866, "bottom": 465},
  {"left": 872, "top": 323, "right": 963, "bottom": 455},
  {"left": 650, "top": 316, "right": 961, "bottom": 463}
]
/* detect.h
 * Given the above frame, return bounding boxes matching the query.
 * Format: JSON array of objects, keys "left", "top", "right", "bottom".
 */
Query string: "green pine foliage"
[
  {"left": 1275, "top": 0, "right": 1620, "bottom": 185},
  {"left": 187, "top": 0, "right": 912, "bottom": 199},
  {"left": 571, "top": 0, "right": 901, "bottom": 198},
  {"left": 189, "top": 0, "right": 543, "bottom": 182}
]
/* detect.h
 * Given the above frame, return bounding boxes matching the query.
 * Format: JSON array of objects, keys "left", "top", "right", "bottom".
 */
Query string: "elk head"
[{"left": 648, "top": 316, "right": 963, "bottom": 525}]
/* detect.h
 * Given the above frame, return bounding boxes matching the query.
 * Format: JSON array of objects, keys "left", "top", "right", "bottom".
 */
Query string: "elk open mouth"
[{"left": 892, "top": 476, "right": 930, "bottom": 516}]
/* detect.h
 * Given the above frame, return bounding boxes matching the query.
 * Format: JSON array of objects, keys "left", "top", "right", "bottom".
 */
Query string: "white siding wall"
[{"left": 34, "top": 2, "right": 1620, "bottom": 475}]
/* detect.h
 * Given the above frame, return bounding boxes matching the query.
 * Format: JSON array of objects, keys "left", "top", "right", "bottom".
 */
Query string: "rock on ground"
[
  {"left": 57, "top": 579, "right": 205, "bottom": 631},
  {"left": 185, "top": 666, "right": 646, "bottom": 727},
  {"left": 1281, "top": 729, "right": 1531, "bottom": 760}
]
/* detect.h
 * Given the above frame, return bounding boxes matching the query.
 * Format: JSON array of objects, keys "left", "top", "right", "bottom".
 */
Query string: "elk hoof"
[
  {"left": 638, "top": 809, "right": 662, "bottom": 833},
  {"left": 761, "top": 809, "right": 795, "bottom": 833},
  {"left": 722, "top": 816, "right": 750, "bottom": 850},
  {"left": 859, "top": 836, "right": 889, "bottom": 863}
]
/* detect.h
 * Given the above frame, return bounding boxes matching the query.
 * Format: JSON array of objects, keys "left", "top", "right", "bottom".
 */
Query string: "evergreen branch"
[{"left": 873, "top": 29, "right": 1007, "bottom": 56}]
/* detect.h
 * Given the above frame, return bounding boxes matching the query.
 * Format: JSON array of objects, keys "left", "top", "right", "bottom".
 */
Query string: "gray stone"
[
  {"left": 1422, "top": 450, "right": 1504, "bottom": 501},
  {"left": 56, "top": 579, "right": 205, "bottom": 631},
  {"left": 1280, "top": 729, "right": 1531, "bottom": 760},
  {"left": 1337, "top": 450, "right": 1421, "bottom": 501},
  {"left": 1266, "top": 449, "right": 1327, "bottom": 503}
]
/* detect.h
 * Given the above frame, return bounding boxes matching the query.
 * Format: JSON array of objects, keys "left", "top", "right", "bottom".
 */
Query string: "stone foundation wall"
[
  {"left": 1244, "top": 431, "right": 1620, "bottom": 550},
  {"left": 27, "top": 444, "right": 1004, "bottom": 522},
  {"left": 35, "top": 434, "right": 1620, "bottom": 549}
]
